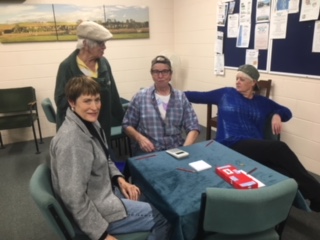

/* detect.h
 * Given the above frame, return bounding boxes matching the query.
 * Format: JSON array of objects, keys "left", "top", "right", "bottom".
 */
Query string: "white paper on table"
[{"left": 189, "top": 160, "right": 212, "bottom": 172}]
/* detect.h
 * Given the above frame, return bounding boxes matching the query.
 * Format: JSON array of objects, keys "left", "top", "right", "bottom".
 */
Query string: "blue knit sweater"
[{"left": 185, "top": 87, "right": 292, "bottom": 147}]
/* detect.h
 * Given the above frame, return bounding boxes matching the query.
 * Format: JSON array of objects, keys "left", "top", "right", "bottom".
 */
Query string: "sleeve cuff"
[{"left": 112, "top": 175, "right": 124, "bottom": 188}]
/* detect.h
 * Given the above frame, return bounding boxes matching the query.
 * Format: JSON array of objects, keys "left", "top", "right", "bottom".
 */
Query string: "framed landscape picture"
[{"left": 0, "top": 4, "right": 149, "bottom": 43}]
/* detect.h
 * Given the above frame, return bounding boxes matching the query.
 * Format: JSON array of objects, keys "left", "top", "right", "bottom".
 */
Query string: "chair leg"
[
  {"left": 31, "top": 123, "right": 40, "bottom": 154},
  {"left": 110, "top": 138, "right": 122, "bottom": 156},
  {"left": 206, "top": 126, "right": 211, "bottom": 140},
  {"left": 0, "top": 132, "right": 4, "bottom": 149},
  {"left": 206, "top": 104, "right": 212, "bottom": 140},
  {"left": 196, "top": 193, "right": 207, "bottom": 240},
  {"left": 36, "top": 118, "right": 44, "bottom": 144},
  {"left": 123, "top": 161, "right": 131, "bottom": 182},
  {"left": 116, "top": 138, "right": 121, "bottom": 155},
  {"left": 276, "top": 219, "right": 287, "bottom": 239},
  {"left": 127, "top": 137, "right": 132, "bottom": 157},
  {"left": 123, "top": 137, "right": 128, "bottom": 155}
]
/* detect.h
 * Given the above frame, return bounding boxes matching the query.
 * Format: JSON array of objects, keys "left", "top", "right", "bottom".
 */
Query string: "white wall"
[{"left": 1, "top": 0, "right": 320, "bottom": 175}]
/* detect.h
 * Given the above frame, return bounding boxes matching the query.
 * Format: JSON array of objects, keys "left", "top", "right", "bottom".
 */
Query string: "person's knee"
[
  {"left": 269, "top": 141, "right": 296, "bottom": 163},
  {"left": 270, "top": 140, "right": 289, "bottom": 151}
]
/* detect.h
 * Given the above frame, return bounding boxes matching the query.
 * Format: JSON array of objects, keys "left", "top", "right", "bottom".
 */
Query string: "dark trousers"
[{"left": 231, "top": 139, "right": 320, "bottom": 202}]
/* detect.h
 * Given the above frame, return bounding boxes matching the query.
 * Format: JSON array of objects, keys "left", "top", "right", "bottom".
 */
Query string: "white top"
[{"left": 155, "top": 93, "right": 170, "bottom": 120}]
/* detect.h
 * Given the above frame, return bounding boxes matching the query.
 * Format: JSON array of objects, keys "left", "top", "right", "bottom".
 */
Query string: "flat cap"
[{"left": 77, "top": 21, "right": 113, "bottom": 42}]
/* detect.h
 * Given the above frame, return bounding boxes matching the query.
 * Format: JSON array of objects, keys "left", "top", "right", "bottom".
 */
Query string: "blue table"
[{"left": 128, "top": 140, "right": 308, "bottom": 240}]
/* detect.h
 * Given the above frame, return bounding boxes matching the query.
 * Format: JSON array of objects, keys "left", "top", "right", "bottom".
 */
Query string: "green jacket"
[{"left": 54, "top": 49, "right": 124, "bottom": 142}]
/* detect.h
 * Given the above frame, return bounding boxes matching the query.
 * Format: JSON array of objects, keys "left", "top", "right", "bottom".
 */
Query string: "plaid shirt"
[{"left": 122, "top": 85, "right": 200, "bottom": 155}]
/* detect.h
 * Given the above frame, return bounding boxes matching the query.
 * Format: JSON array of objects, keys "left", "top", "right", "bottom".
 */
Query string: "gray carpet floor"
[{"left": 1, "top": 131, "right": 320, "bottom": 239}]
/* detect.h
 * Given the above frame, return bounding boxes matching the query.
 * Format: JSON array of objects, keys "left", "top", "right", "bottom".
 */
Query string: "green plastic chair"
[
  {"left": 111, "top": 97, "right": 132, "bottom": 157},
  {"left": 41, "top": 98, "right": 56, "bottom": 124},
  {"left": 29, "top": 163, "right": 150, "bottom": 240},
  {"left": 198, "top": 178, "right": 298, "bottom": 240},
  {"left": 0, "top": 87, "right": 43, "bottom": 153}
]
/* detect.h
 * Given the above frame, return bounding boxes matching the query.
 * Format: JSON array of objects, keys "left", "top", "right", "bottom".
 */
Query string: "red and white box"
[{"left": 215, "top": 164, "right": 258, "bottom": 189}]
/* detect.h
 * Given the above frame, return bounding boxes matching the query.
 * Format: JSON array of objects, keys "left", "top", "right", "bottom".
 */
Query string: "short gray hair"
[{"left": 76, "top": 38, "right": 98, "bottom": 49}]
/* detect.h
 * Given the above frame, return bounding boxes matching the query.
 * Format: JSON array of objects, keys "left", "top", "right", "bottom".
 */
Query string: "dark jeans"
[{"left": 231, "top": 139, "right": 320, "bottom": 202}]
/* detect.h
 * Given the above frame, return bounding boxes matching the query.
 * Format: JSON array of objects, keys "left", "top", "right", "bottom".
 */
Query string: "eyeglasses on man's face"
[
  {"left": 151, "top": 69, "right": 172, "bottom": 76},
  {"left": 95, "top": 41, "right": 106, "bottom": 47}
]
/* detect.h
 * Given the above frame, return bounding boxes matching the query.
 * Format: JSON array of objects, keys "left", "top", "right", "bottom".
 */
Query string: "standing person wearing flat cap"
[
  {"left": 185, "top": 64, "right": 320, "bottom": 212},
  {"left": 55, "top": 21, "right": 124, "bottom": 143}
]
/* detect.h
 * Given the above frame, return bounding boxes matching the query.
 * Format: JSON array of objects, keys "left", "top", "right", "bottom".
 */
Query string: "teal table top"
[{"left": 128, "top": 140, "right": 308, "bottom": 240}]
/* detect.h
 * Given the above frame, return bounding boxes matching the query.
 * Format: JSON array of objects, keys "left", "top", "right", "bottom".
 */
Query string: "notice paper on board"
[{"left": 188, "top": 160, "right": 212, "bottom": 172}]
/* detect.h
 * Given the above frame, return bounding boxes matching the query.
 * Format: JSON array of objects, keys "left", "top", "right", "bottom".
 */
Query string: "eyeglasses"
[
  {"left": 151, "top": 69, "right": 172, "bottom": 76},
  {"left": 95, "top": 41, "right": 106, "bottom": 47}
]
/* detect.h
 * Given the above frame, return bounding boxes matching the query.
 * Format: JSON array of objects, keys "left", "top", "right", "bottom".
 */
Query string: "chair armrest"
[
  {"left": 28, "top": 101, "right": 37, "bottom": 110},
  {"left": 28, "top": 101, "right": 38, "bottom": 115}
]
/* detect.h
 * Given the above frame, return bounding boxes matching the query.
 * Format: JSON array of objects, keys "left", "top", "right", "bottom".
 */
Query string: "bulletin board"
[
  {"left": 270, "top": 10, "right": 320, "bottom": 76},
  {"left": 219, "top": 0, "right": 320, "bottom": 77},
  {"left": 218, "top": 0, "right": 268, "bottom": 71}
]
